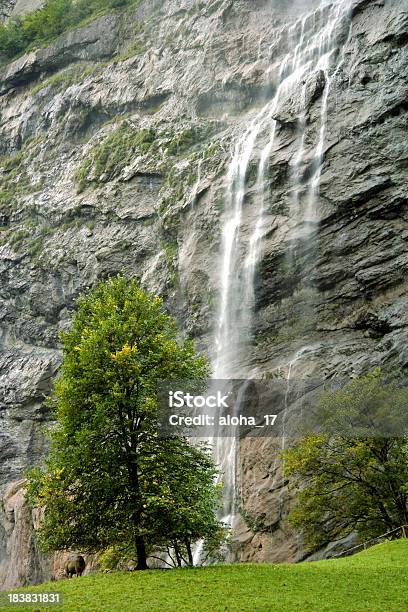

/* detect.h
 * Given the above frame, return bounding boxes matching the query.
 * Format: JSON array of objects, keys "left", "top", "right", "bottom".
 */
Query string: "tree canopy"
[
  {"left": 283, "top": 371, "right": 408, "bottom": 550},
  {"left": 28, "top": 275, "right": 223, "bottom": 569}
]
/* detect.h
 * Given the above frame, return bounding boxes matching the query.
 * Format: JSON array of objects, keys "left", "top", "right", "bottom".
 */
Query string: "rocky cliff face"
[
  {"left": 0, "top": 0, "right": 407, "bottom": 585},
  {"left": 0, "top": 1, "right": 14, "bottom": 20}
]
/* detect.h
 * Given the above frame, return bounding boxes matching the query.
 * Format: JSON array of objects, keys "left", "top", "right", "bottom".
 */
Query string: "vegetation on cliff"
[
  {"left": 0, "top": 0, "right": 141, "bottom": 61},
  {"left": 27, "top": 275, "right": 224, "bottom": 570},
  {"left": 0, "top": 136, "right": 44, "bottom": 215},
  {"left": 75, "top": 124, "right": 157, "bottom": 191},
  {"left": 74, "top": 121, "right": 219, "bottom": 193}
]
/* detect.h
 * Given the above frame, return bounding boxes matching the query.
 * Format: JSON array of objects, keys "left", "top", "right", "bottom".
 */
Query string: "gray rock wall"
[
  {"left": 0, "top": 480, "right": 49, "bottom": 588},
  {"left": 12, "top": 0, "right": 43, "bottom": 16},
  {"left": 0, "top": 0, "right": 407, "bottom": 584},
  {"left": 0, "top": 0, "right": 15, "bottom": 21},
  {"left": 1, "top": 0, "right": 43, "bottom": 21}
]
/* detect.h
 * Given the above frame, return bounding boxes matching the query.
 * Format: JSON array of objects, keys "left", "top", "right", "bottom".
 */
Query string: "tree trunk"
[
  {"left": 135, "top": 534, "right": 148, "bottom": 570},
  {"left": 378, "top": 501, "right": 394, "bottom": 530},
  {"left": 185, "top": 538, "right": 194, "bottom": 566},
  {"left": 174, "top": 542, "right": 182, "bottom": 567},
  {"left": 125, "top": 449, "right": 148, "bottom": 570}
]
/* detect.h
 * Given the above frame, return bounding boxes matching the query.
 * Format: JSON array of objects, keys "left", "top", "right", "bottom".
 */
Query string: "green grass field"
[{"left": 1, "top": 540, "right": 407, "bottom": 611}]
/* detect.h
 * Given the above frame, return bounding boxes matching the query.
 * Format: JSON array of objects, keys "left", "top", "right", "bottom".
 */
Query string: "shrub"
[{"left": 75, "top": 124, "right": 156, "bottom": 191}]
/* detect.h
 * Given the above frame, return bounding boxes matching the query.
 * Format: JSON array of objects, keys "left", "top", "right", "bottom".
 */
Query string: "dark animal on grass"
[{"left": 65, "top": 555, "right": 86, "bottom": 578}]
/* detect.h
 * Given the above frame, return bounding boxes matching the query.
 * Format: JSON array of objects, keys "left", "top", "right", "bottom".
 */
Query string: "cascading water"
[
  {"left": 209, "top": 0, "right": 353, "bottom": 540},
  {"left": 305, "top": 9, "right": 353, "bottom": 225}
]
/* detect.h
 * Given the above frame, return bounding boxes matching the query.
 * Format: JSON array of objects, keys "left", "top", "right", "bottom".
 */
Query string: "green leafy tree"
[
  {"left": 28, "top": 276, "right": 223, "bottom": 569},
  {"left": 284, "top": 372, "right": 408, "bottom": 550}
]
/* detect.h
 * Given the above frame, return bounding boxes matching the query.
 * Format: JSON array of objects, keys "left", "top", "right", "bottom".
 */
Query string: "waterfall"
[
  {"left": 213, "top": 110, "right": 271, "bottom": 379},
  {"left": 278, "top": 345, "right": 319, "bottom": 515},
  {"left": 210, "top": 0, "right": 353, "bottom": 539},
  {"left": 306, "top": 13, "right": 353, "bottom": 224}
]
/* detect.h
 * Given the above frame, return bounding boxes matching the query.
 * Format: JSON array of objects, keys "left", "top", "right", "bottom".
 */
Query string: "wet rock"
[{"left": 304, "top": 69, "right": 326, "bottom": 107}]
